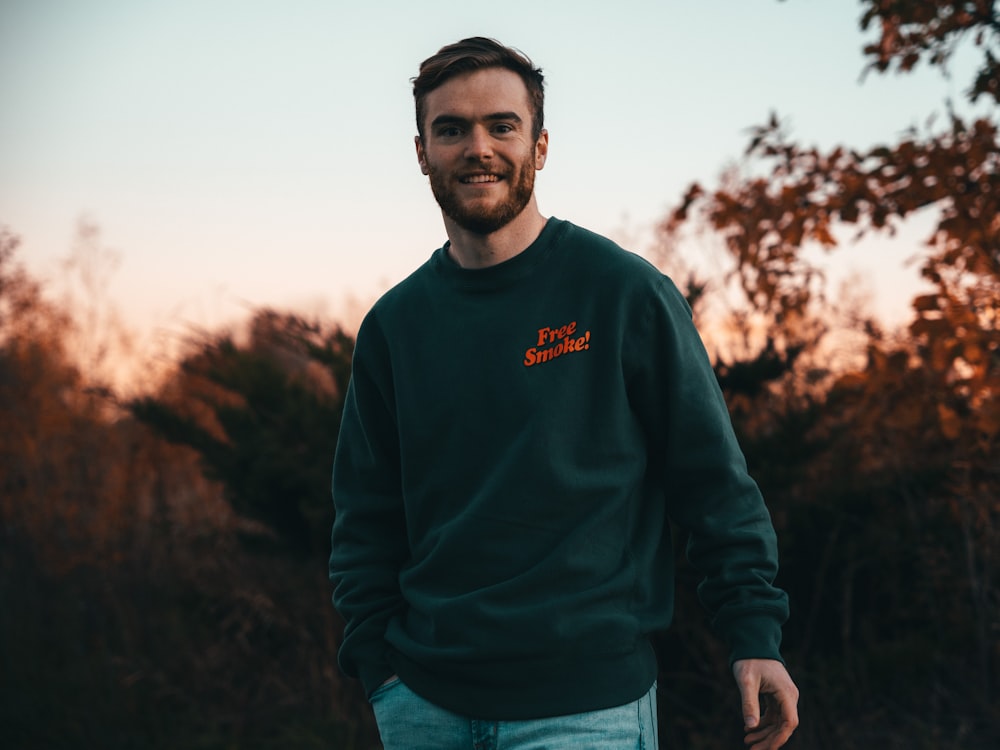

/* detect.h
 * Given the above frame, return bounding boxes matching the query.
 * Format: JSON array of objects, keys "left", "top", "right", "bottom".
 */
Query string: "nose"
[{"left": 464, "top": 125, "right": 493, "bottom": 160}]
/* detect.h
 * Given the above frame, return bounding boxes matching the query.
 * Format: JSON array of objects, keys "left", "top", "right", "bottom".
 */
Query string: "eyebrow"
[{"left": 430, "top": 111, "right": 523, "bottom": 129}]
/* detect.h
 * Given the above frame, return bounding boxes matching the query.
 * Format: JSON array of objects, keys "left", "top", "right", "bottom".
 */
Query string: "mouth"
[{"left": 459, "top": 173, "right": 503, "bottom": 185}]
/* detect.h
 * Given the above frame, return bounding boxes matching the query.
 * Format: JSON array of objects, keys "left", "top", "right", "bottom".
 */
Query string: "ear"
[
  {"left": 415, "top": 135, "right": 429, "bottom": 175},
  {"left": 534, "top": 129, "right": 549, "bottom": 170}
]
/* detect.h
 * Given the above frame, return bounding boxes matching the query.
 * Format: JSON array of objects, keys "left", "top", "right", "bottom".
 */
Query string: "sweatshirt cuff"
[
  {"left": 359, "top": 661, "right": 396, "bottom": 699},
  {"left": 723, "top": 612, "right": 785, "bottom": 665}
]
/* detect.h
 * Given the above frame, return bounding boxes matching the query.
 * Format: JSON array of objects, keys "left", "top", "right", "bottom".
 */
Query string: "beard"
[{"left": 427, "top": 155, "right": 536, "bottom": 235}]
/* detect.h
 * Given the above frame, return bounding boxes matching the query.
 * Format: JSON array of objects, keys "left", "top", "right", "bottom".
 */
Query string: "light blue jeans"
[{"left": 370, "top": 678, "right": 658, "bottom": 750}]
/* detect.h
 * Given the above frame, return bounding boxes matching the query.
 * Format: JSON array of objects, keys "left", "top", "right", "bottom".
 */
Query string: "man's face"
[{"left": 415, "top": 67, "right": 547, "bottom": 235}]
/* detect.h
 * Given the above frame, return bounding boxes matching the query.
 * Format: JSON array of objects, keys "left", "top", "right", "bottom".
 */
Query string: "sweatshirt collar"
[{"left": 431, "top": 217, "right": 567, "bottom": 291}]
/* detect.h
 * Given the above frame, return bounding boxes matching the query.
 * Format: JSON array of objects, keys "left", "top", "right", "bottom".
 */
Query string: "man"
[{"left": 330, "top": 37, "right": 799, "bottom": 750}]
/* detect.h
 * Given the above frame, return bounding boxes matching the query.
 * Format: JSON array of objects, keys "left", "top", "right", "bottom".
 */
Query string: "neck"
[{"left": 444, "top": 199, "right": 548, "bottom": 269}]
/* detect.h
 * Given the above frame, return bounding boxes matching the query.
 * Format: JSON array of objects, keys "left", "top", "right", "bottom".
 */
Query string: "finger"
[
  {"left": 748, "top": 732, "right": 787, "bottom": 750},
  {"left": 748, "top": 725, "right": 796, "bottom": 750},
  {"left": 744, "top": 726, "right": 771, "bottom": 747},
  {"left": 767, "top": 681, "right": 799, "bottom": 746},
  {"left": 770, "top": 713, "right": 799, "bottom": 748},
  {"left": 745, "top": 713, "right": 797, "bottom": 750},
  {"left": 739, "top": 680, "right": 761, "bottom": 731},
  {"left": 744, "top": 711, "right": 778, "bottom": 748},
  {"left": 774, "top": 686, "right": 800, "bottom": 732}
]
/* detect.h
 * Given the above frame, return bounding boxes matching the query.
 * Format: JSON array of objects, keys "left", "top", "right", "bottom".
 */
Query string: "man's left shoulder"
[{"left": 562, "top": 221, "right": 664, "bottom": 283}]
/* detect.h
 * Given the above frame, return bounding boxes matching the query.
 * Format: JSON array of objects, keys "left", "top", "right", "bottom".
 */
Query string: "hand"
[{"left": 732, "top": 658, "right": 799, "bottom": 749}]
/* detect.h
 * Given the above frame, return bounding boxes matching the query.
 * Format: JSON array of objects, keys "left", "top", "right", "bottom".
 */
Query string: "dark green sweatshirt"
[{"left": 329, "top": 218, "right": 788, "bottom": 720}]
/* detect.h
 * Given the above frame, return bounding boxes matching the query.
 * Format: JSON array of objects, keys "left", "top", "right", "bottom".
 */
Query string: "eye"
[
  {"left": 436, "top": 125, "right": 463, "bottom": 138},
  {"left": 493, "top": 123, "right": 515, "bottom": 135}
]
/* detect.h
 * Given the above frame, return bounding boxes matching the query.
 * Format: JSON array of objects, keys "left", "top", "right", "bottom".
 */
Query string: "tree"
[
  {"left": 663, "top": 2, "right": 1000, "bottom": 746},
  {"left": 130, "top": 309, "right": 355, "bottom": 557},
  {"left": 0, "top": 226, "right": 96, "bottom": 563}
]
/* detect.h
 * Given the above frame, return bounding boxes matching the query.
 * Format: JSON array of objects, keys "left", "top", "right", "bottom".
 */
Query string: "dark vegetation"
[{"left": 2, "top": 3, "right": 998, "bottom": 747}]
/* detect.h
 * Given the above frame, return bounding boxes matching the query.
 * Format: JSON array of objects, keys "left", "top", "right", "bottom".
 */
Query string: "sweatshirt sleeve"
[
  {"left": 627, "top": 275, "right": 789, "bottom": 664},
  {"left": 329, "top": 313, "right": 408, "bottom": 695}
]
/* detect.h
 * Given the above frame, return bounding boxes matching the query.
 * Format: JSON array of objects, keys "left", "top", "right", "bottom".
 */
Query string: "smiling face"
[{"left": 415, "top": 67, "right": 548, "bottom": 236}]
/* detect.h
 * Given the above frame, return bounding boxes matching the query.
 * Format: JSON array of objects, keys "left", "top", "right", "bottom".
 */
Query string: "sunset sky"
[{"left": 1, "top": 0, "right": 988, "bottom": 346}]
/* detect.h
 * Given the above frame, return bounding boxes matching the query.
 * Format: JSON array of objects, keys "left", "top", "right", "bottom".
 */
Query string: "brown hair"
[{"left": 412, "top": 37, "right": 545, "bottom": 141}]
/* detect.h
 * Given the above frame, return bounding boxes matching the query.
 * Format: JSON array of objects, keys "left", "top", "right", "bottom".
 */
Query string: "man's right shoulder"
[{"left": 360, "top": 253, "right": 439, "bottom": 331}]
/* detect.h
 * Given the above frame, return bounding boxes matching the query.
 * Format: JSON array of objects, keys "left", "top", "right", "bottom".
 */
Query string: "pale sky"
[{"left": 0, "top": 0, "right": 986, "bottom": 348}]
